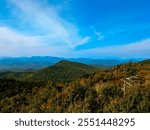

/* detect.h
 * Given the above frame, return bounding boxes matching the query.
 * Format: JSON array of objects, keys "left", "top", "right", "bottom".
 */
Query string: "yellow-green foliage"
[{"left": 0, "top": 60, "right": 150, "bottom": 112}]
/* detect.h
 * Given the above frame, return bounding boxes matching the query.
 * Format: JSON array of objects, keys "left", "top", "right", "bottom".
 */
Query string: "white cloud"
[
  {"left": 0, "top": 26, "right": 41, "bottom": 47},
  {"left": 0, "top": 25, "right": 149, "bottom": 58},
  {"left": 8, "top": 0, "right": 90, "bottom": 48},
  {"left": 0, "top": 0, "right": 149, "bottom": 58},
  {"left": 62, "top": 39, "right": 150, "bottom": 58},
  {"left": 91, "top": 26, "right": 104, "bottom": 40},
  {"left": 0, "top": 26, "right": 70, "bottom": 56}
]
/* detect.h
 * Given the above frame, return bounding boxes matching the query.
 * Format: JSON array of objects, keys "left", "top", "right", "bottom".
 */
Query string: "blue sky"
[{"left": 0, "top": 0, "right": 150, "bottom": 58}]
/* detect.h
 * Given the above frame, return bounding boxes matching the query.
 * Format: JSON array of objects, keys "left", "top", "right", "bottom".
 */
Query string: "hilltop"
[{"left": 30, "top": 60, "right": 97, "bottom": 82}]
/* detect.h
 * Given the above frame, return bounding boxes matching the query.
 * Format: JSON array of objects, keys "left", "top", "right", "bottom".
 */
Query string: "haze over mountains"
[{"left": 0, "top": 56, "right": 145, "bottom": 72}]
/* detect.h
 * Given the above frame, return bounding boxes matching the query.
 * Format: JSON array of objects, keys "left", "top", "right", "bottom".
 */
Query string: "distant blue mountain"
[{"left": 0, "top": 56, "right": 146, "bottom": 71}]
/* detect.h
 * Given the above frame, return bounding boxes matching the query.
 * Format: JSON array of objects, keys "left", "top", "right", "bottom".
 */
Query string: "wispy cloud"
[
  {"left": 0, "top": 26, "right": 45, "bottom": 56},
  {"left": 8, "top": 0, "right": 90, "bottom": 48},
  {"left": 0, "top": 25, "right": 149, "bottom": 58},
  {"left": 63, "top": 39, "right": 150, "bottom": 58},
  {"left": 0, "top": 0, "right": 149, "bottom": 58},
  {"left": 0, "top": 26, "right": 73, "bottom": 56},
  {"left": 91, "top": 26, "right": 104, "bottom": 40},
  {"left": 0, "top": 26, "right": 41, "bottom": 46}
]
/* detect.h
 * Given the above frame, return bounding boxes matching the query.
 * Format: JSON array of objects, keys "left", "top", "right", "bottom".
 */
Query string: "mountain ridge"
[
  {"left": 0, "top": 56, "right": 146, "bottom": 72},
  {"left": 30, "top": 60, "right": 97, "bottom": 83}
]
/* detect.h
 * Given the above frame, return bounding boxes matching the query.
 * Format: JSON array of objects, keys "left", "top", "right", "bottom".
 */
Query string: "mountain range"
[{"left": 0, "top": 56, "right": 145, "bottom": 72}]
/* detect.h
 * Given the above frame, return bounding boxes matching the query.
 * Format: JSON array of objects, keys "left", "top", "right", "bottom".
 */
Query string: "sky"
[{"left": 0, "top": 0, "right": 150, "bottom": 58}]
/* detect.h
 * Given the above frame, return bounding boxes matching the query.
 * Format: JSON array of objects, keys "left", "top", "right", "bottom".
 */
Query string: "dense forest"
[{"left": 0, "top": 60, "right": 150, "bottom": 112}]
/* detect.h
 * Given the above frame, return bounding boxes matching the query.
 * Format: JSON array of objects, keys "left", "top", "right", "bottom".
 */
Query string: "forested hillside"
[
  {"left": 0, "top": 60, "right": 97, "bottom": 83},
  {"left": 0, "top": 60, "right": 150, "bottom": 113},
  {"left": 30, "top": 60, "right": 97, "bottom": 82}
]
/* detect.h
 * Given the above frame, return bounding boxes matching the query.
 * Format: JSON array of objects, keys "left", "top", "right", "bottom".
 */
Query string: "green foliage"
[
  {"left": 102, "top": 84, "right": 123, "bottom": 99},
  {"left": 30, "top": 60, "right": 96, "bottom": 83},
  {"left": 126, "top": 61, "right": 137, "bottom": 76},
  {"left": 70, "top": 86, "right": 87, "bottom": 102}
]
